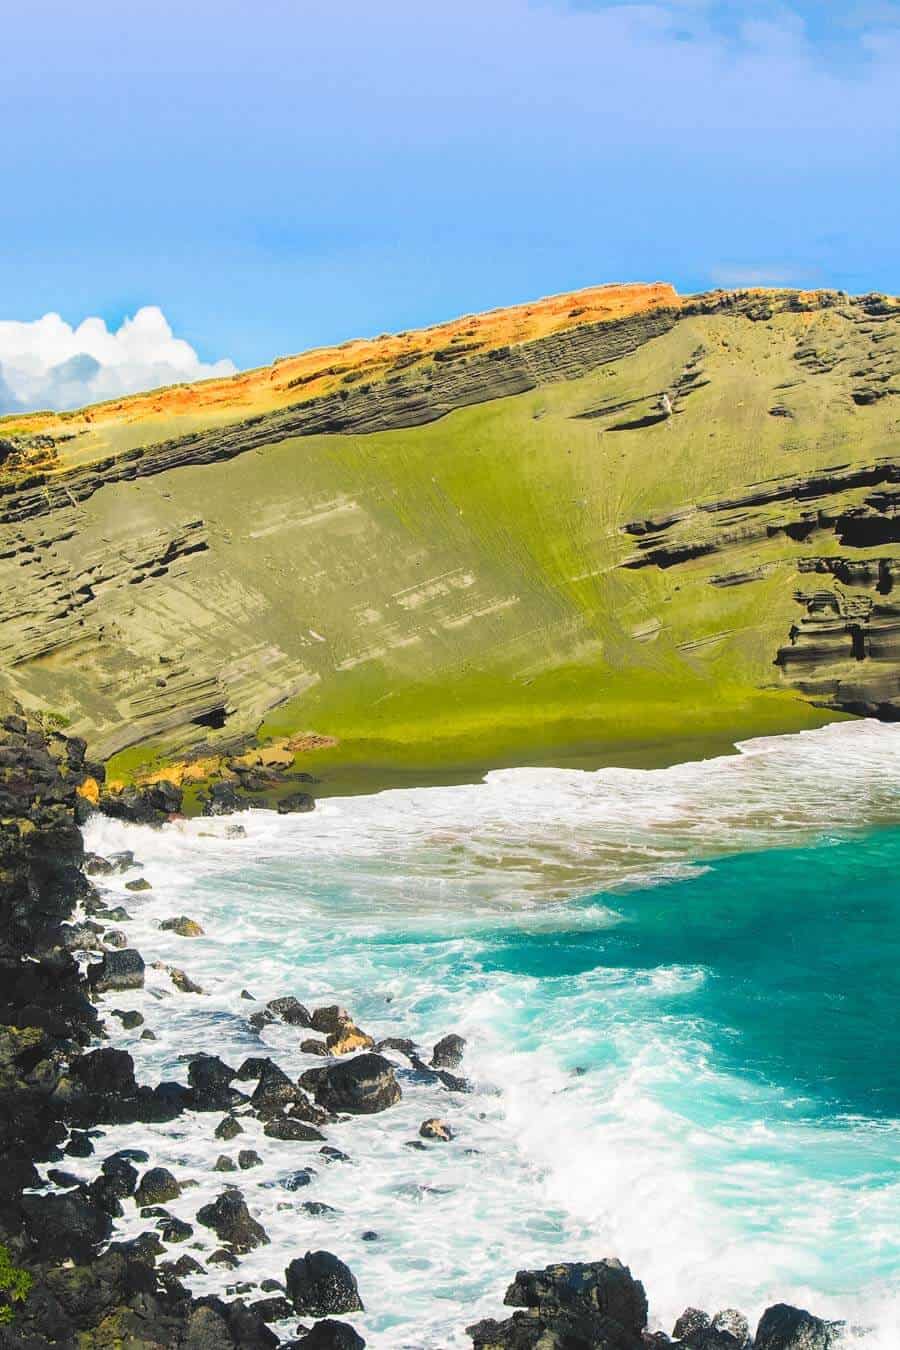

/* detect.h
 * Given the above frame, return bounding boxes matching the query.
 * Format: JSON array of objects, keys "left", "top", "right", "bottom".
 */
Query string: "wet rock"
[
  {"left": 319, "top": 1146, "right": 351, "bottom": 1164},
  {"left": 105, "top": 904, "right": 132, "bottom": 922},
  {"left": 754, "top": 1304, "right": 843, "bottom": 1350},
  {"left": 141, "top": 1028, "right": 157, "bottom": 1040},
  {"left": 160, "top": 914, "right": 205, "bottom": 936},
  {"left": 241, "top": 988, "right": 255, "bottom": 999},
  {"left": 277, "top": 791, "right": 315, "bottom": 814},
  {"left": 60, "top": 920, "right": 103, "bottom": 951},
  {"left": 159, "top": 1215, "right": 194, "bottom": 1243},
  {"left": 215, "top": 1155, "right": 238, "bottom": 1172},
  {"left": 294, "top": 1320, "right": 366, "bottom": 1349},
  {"left": 103, "top": 928, "right": 128, "bottom": 948},
  {"left": 264, "top": 1116, "right": 326, "bottom": 1142},
  {"left": 376, "top": 1036, "right": 417, "bottom": 1057},
  {"left": 125, "top": 877, "right": 153, "bottom": 891},
  {"left": 252, "top": 1293, "right": 296, "bottom": 1322},
  {"left": 21, "top": 1188, "right": 113, "bottom": 1263},
  {"left": 304, "top": 1052, "right": 401, "bottom": 1115},
  {"left": 239, "top": 1149, "right": 263, "bottom": 1170},
  {"left": 100, "top": 779, "right": 183, "bottom": 826},
  {"left": 268, "top": 995, "right": 312, "bottom": 1026},
  {"left": 170, "top": 966, "right": 205, "bottom": 994},
  {"left": 196, "top": 1190, "right": 270, "bottom": 1253},
  {"left": 431, "top": 1033, "right": 466, "bottom": 1069},
  {"left": 419, "top": 1117, "right": 454, "bottom": 1141},
  {"left": 301, "top": 1037, "right": 330, "bottom": 1056},
  {"left": 674, "top": 1310, "right": 712, "bottom": 1342},
  {"left": 285, "top": 1251, "right": 364, "bottom": 1317},
  {"left": 166, "top": 1253, "right": 205, "bottom": 1277},
  {"left": 188, "top": 1054, "right": 240, "bottom": 1110},
  {"left": 237, "top": 1056, "right": 273, "bottom": 1080},
  {"left": 47, "top": 1167, "right": 81, "bottom": 1188},
  {"left": 278, "top": 1168, "right": 317, "bottom": 1190},
  {"left": 64, "top": 1128, "right": 95, "bottom": 1156},
  {"left": 251, "top": 1060, "right": 305, "bottom": 1118},
  {"left": 84, "top": 852, "right": 116, "bottom": 876},
  {"left": 88, "top": 947, "right": 145, "bottom": 993},
  {"left": 712, "top": 1309, "right": 751, "bottom": 1348},
  {"left": 216, "top": 1114, "right": 245, "bottom": 1140},
  {"left": 309, "top": 1005, "right": 349, "bottom": 1035},
  {"left": 135, "top": 1166, "right": 182, "bottom": 1207},
  {"left": 111, "top": 1007, "right": 144, "bottom": 1029},
  {"left": 70, "top": 1046, "right": 138, "bottom": 1096},
  {"left": 100, "top": 1153, "right": 139, "bottom": 1198},
  {"left": 302, "top": 1201, "right": 339, "bottom": 1216},
  {"left": 209, "top": 1247, "right": 241, "bottom": 1268},
  {"left": 360, "top": 1231, "right": 378, "bottom": 1242},
  {"left": 468, "top": 1258, "right": 647, "bottom": 1349}
]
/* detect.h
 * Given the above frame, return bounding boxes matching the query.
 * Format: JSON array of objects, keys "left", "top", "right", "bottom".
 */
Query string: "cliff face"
[{"left": 0, "top": 284, "right": 897, "bottom": 790}]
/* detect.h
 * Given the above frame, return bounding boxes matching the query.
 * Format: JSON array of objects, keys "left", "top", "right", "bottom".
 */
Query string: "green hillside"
[{"left": 0, "top": 285, "right": 897, "bottom": 798}]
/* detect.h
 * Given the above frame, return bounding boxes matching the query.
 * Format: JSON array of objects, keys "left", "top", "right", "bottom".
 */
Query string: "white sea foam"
[{"left": 67, "top": 720, "right": 900, "bottom": 1347}]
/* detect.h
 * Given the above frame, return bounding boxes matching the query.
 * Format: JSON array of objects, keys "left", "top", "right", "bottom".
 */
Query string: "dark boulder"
[
  {"left": 251, "top": 1294, "right": 295, "bottom": 1322},
  {"left": 755, "top": 1304, "right": 843, "bottom": 1350},
  {"left": 294, "top": 1319, "right": 366, "bottom": 1349},
  {"left": 100, "top": 779, "right": 183, "bottom": 826},
  {"left": 134, "top": 1166, "right": 182, "bottom": 1207},
  {"left": 69, "top": 1046, "right": 137, "bottom": 1096},
  {"left": 277, "top": 791, "right": 315, "bottom": 814},
  {"left": 268, "top": 996, "right": 312, "bottom": 1026},
  {"left": 431, "top": 1033, "right": 466, "bottom": 1069},
  {"left": 188, "top": 1054, "right": 241, "bottom": 1110},
  {"left": 285, "top": 1251, "right": 364, "bottom": 1316},
  {"left": 21, "top": 1187, "right": 113, "bottom": 1263},
  {"left": 251, "top": 1060, "right": 304, "bottom": 1118},
  {"left": 216, "top": 1114, "right": 244, "bottom": 1140},
  {"left": 305, "top": 1053, "right": 401, "bottom": 1115},
  {"left": 203, "top": 781, "right": 250, "bottom": 816},
  {"left": 468, "top": 1258, "right": 647, "bottom": 1349},
  {"left": 196, "top": 1190, "right": 270, "bottom": 1253},
  {"left": 264, "top": 1117, "right": 326, "bottom": 1142},
  {"left": 88, "top": 947, "right": 145, "bottom": 994}
]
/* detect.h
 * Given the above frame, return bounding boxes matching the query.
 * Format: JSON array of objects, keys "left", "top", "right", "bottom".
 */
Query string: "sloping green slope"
[{"left": 0, "top": 287, "right": 897, "bottom": 793}]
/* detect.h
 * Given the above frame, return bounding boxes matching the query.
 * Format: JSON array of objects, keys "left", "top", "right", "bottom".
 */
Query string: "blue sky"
[{"left": 2, "top": 0, "right": 900, "bottom": 390}]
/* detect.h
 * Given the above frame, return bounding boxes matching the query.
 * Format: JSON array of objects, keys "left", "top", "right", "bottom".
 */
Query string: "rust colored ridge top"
[{"left": 2, "top": 282, "right": 680, "bottom": 445}]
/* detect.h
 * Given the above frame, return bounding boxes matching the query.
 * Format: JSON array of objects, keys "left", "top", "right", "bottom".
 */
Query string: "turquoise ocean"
[{"left": 79, "top": 719, "right": 900, "bottom": 1347}]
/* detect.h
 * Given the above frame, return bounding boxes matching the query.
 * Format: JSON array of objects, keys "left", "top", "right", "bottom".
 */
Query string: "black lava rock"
[{"left": 285, "top": 1251, "right": 364, "bottom": 1317}]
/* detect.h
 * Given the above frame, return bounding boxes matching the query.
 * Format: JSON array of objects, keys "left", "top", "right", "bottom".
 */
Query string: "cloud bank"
[{"left": 0, "top": 307, "right": 236, "bottom": 414}]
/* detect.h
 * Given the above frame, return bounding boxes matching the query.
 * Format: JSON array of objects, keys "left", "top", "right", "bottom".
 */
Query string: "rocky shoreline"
[{"left": 0, "top": 704, "right": 851, "bottom": 1348}]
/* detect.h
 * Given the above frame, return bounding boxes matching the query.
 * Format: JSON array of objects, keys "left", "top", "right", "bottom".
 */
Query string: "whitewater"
[{"left": 73, "top": 719, "right": 900, "bottom": 1347}]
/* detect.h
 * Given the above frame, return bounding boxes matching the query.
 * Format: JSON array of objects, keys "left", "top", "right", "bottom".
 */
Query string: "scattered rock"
[
  {"left": 754, "top": 1304, "right": 843, "bottom": 1350},
  {"left": 421, "top": 1116, "right": 454, "bottom": 1142},
  {"left": 134, "top": 1166, "right": 182, "bottom": 1207},
  {"left": 64, "top": 1128, "right": 94, "bottom": 1157},
  {"left": 712, "top": 1309, "right": 751, "bottom": 1348},
  {"left": 196, "top": 1190, "right": 270, "bottom": 1253},
  {"left": 103, "top": 928, "right": 128, "bottom": 948},
  {"left": 241, "top": 988, "right": 256, "bottom": 999},
  {"left": 216, "top": 1114, "right": 244, "bottom": 1140},
  {"left": 215, "top": 1155, "right": 238, "bottom": 1172},
  {"left": 170, "top": 966, "right": 205, "bottom": 994},
  {"left": 251, "top": 1294, "right": 295, "bottom": 1322},
  {"left": 125, "top": 877, "right": 153, "bottom": 892},
  {"left": 301, "top": 1037, "right": 330, "bottom": 1056},
  {"left": 158, "top": 1215, "right": 194, "bottom": 1243},
  {"left": 160, "top": 914, "right": 205, "bottom": 936},
  {"left": 278, "top": 1168, "right": 317, "bottom": 1191},
  {"left": 110, "top": 1008, "right": 144, "bottom": 1029},
  {"left": 100, "top": 779, "right": 183, "bottom": 826},
  {"left": 237, "top": 1056, "right": 273, "bottom": 1080},
  {"left": 301, "top": 1201, "right": 339, "bottom": 1216},
  {"left": 88, "top": 947, "right": 145, "bottom": 993},
  {"left": 319, "top": 1146, "right": 351, "bottom": 1164},
  {"left": 285, "top": 1250, "right": 364, "bottom": 1316},
  {"left": 208, "top": 1247, "right": 241, "bottom": 1268},
  {"left": 141, "top": 1028, "right": 157, "bottom": 1040},
  {"left": 268, "top": 995, "right": 312, "bottom": 1026},
  {"left": 294, "top": 1319, "right": 366, "bottom": 1349},
  {"left": 189, "top": 1054, "right": 240, "bottom": 1110},
  {"left": 277, "top": 791, "right": 315, "bottom": 814},
  {"left": 431, "top": 1033, "right": 466, "bottom": 1069},
  {"left": 239, "top": 1149, "right": 263, "bottom": 1170},
  {"left": 265, "top": 1117, "right": 326, "bottom": 1142},
  {"left": 305, "top": 1053, "right": 401, "bottom": 1115},
  {"left": 467, "top": 1258, "right": 647, "bottom": 1349}
]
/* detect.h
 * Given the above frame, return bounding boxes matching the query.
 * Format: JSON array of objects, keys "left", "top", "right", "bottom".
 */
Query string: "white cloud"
[{"left": 0, "top": 306, "right": 236, "bottom": 414}]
